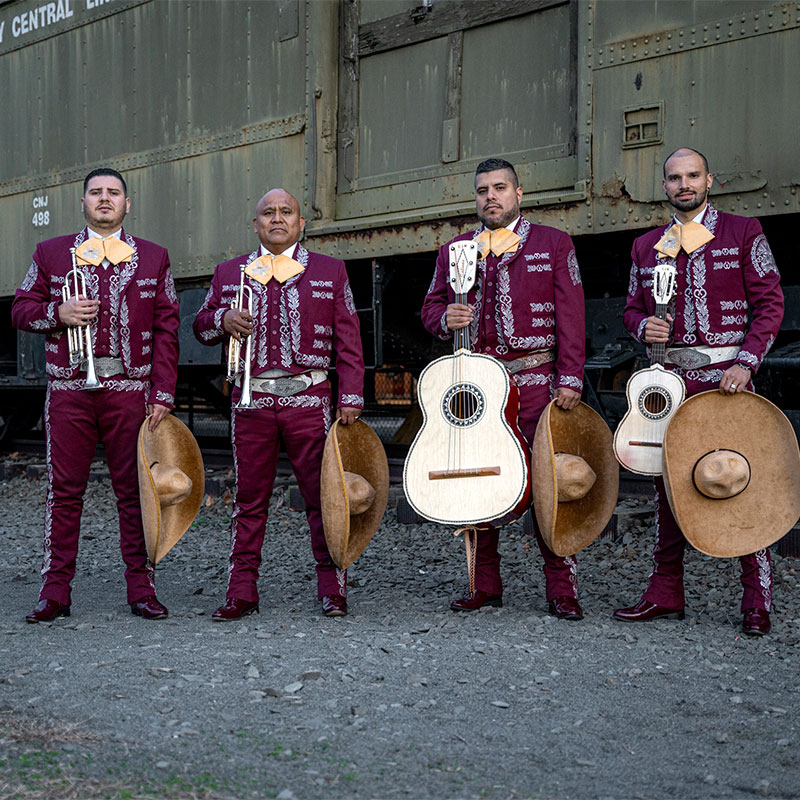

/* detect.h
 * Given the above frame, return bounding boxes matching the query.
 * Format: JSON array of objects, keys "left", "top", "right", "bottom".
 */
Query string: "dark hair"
[
  {"left": 662, "top": 148, "right": 709, "bottom": 178},
  {"left": 83, "top": 168, "right": 127, "bottom": 196},
  {"left": 475, "top": 158, "right": 519, "bottom": 188}
]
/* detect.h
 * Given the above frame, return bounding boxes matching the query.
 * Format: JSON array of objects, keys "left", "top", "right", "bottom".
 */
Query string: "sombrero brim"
[
  {"left": 321, "top": 419, "right": 389, "bottom": 569},
  {"left": 533, "top": 401, "right": 619, "bottom": 557},
  {"left": 137, "top": 415, "right": 205, "bottom": 564},
  {"left": 662, "top": 390, "right": 800, "bottom": 557}
]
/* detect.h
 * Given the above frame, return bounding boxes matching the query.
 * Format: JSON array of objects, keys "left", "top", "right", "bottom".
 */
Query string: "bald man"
[
  {"left": 616, "top": 148, "right": 783, "bottom": 635},
  {"left": 194, "top": 189, "right": 364, "bottom": 618}
]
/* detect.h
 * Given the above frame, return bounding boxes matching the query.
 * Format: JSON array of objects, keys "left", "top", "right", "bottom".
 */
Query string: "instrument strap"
[{"left": 454, "top": 526, "right": 479, "bottom": 597}]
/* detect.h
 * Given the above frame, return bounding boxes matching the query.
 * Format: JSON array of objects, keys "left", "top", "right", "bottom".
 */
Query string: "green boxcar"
[{"left": 1, "top": 0, "right": 797, "bottom": 436}]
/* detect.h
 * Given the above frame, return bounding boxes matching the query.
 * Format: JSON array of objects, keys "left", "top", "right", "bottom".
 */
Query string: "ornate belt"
[
  {"left": 238, "top": 369, "right": 328, "bottom": 397},
  {"left": 504, "top": 349, "right": 556, "bottom": 374},
  {"left": 81, "top": 357, "right": 125, "bottom": 378},
  {"left": 664, "top": 345, "right": 740, "bottom": 369}
]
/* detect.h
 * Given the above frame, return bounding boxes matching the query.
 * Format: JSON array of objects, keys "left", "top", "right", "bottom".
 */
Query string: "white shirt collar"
[
  {"left": 505, "top": 216, "right": 521, "bottom": 233},
  {"left": 672, "top": 208, "right": 706, "bottom": 227},
  {"left": 260, "top": 242, "right": 298, "bottom": 259},
  {"left": 87, "top": 227, "right": 122, "bottom": 239}
]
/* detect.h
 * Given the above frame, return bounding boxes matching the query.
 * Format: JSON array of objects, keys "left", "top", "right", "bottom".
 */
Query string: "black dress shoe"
[
  {"left": 26, "top": 599, "right": 70, "bottom": 624},
  {"left": 548, "top": 596, "right": 583, "bottom": 620},
  {"left": 212, "top": 597, "right": 259, "bottom": 621},
  {"left": 742, "top": 607, "right": 771, "bottom": 636},
  {"left": 321, "top": 595, "right": 347, "bottom": 617},
  {"left": 130, "top": 595, "right": 168, "bottom": 620},
  {"left": 613, "top": 599, "right": 685, "bottom": 622},
  {"left": 450, "top": 589, "right": 503, "bottom": 612}
]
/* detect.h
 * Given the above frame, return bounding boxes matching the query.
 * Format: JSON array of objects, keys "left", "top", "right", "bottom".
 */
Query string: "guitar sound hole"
[
  {"left": 638, "top": 387, "right": 673, "bottom": 421},
  {"left": 442, "top": 383, "right": 485, "bottom": 427}
]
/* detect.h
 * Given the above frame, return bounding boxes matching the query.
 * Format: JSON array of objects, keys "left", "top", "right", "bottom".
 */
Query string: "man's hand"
[
  {"left": 147, "top": 404, "right": 171, "bottom": 431},
  {"left": 446, "top": 303, "right": 474, "bottom": 331},
  {"left": 719, "top": 364, "right": 751, "bottom": 395},
  {"left": 58, "top": 296, "right": 100, "bottom": 327},
  {"left": 553, "top": 387, "right": 581, "bottom": 410},
  {"left": 223, "top": 308, "right": 254, "bottom": 342},
  {"left": 337, "top": 406, "right": 361, "bottom": 426},
  {"left": 643, "top": 313, "right": 673, "bottom": 343}
]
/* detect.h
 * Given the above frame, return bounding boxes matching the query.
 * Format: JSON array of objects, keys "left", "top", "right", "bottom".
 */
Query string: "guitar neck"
[
  {"left": 652, "top": 302, "right": 668, "bottom": 365},
  {"left": 453, "top": 291, "right": 471, "bottom": 352}
]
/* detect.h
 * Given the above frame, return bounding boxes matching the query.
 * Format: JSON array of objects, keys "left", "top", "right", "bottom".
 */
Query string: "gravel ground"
[{"left": 0, "top": 453, "right": 798, "bottom": 800}]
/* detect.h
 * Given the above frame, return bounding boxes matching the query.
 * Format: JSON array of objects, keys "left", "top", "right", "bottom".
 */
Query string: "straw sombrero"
[
  {"left": 662, "top": 390, "right": 800, "bottom": 557},
  {"left": 321, "top": 419, "right": 389, "bottom": 569},
  {"left": 137, "top": 415, "right": 205, "bottom": 564},
  {"left": 532, "top": 401, "right": 619, "bottom": 556}
]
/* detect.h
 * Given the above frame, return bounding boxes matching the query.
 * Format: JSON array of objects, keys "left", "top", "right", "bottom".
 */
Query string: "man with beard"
[
  {"left": 193, "top": 188, "right": 364, "bottom": 618},
  {"left": 421, "top": 158, "right": 586, "bottom": 618},
  {"left": 615, "top": 147, "right": 784, "bottom": 635},
  {"left": 12, "top": 168, "right": 179, "bottom": 622}
]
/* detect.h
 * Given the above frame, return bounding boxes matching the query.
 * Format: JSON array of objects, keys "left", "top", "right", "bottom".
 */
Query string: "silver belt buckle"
[
  {"left": 83, "top": 357, "right": 124, "bottom": 378},
  {"left": 253, "top": 374, "right": 313, "bottom": 396},
  {"left": 666, "top": 348, "right": 711, "bottom": 369}
]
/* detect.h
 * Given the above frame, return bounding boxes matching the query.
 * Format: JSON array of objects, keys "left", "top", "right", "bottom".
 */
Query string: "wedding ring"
[{"left": 730, "top": 383, "right": 737, "bottom": 390}]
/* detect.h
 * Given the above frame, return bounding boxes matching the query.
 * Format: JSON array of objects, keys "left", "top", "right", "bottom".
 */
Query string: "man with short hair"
[
  {"left": 193, "top": 188, "right": 364, "bottom": 618},
  {"left": 421, "top": 158, "right": 587, "bottom": 618},
  {"left": 616, "top": 147, "right": 784, "bottom": 635},
  {"left": 12, "top": 168, "right": 180, "bottom": 622}
]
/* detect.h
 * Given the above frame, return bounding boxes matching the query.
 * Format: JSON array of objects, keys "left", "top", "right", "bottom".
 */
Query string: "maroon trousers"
[
  {"left": 473, "top": 370, "right": 579, "bottom": 601},
  {"left": 642, "top": 374, "right": 772, "bottom": 612},
  {"left": 226, "top": 385, "right": 345, "bottom": 602},
  {"left": 39, "top": 383, "right": 154, "bottom": 605}
]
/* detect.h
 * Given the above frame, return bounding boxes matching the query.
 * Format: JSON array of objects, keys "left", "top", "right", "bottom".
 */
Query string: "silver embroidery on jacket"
[
  {"left": 567, "top": 249, "right": 582, "bottom": 286},
  {"left": 750, "top": 234, "right": 779, "bottom": 278},
  {"left": 21, "top": 261, "right": 39, "bottom": 291}
]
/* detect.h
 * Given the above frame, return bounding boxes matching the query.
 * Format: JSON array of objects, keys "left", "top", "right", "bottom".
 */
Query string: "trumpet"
[
  {"left": 63, "top": 248, "right": 101, "bottom": 390},
  {"left": 226, "top": 264, "right": 255, "bottom": 409}
]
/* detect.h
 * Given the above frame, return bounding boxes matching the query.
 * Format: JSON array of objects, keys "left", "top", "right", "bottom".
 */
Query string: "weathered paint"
[{"left": 1, "top": 0, "right": 797, "bottom": 298}]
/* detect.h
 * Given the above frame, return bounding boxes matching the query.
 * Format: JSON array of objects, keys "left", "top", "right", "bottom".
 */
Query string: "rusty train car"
[{"left": 1, "top": 0, "right": 798, "bottom": 442}]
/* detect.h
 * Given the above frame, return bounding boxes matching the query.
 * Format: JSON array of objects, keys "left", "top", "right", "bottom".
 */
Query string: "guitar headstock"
[
  {"left": 653, "top": 262, "right": 678, "bottom": 306},
  {"left": 448, "top": 241, "right": 479, "bottom": 295}
]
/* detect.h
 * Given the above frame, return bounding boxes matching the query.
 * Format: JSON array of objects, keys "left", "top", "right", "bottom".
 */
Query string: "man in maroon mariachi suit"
[
  {"left": 193, "top": 188, "right": 364, "bottom": 619},
  {"left": 421, "top": 158, "right": 587, "bottom": 618},
  {"left": 616, "top": 148, "right": 784, "bottom": 636},
  {"left": 12, "top": 168, "right": 180, "bottom": 623}
]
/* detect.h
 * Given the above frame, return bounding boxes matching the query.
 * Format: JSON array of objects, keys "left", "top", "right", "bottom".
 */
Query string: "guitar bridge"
[{"left": 428, "top": 466, "right": 501, "bottom": 480}]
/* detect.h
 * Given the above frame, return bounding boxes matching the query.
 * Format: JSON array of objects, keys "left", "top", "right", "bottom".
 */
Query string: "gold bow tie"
[
  {"left": 245, "top": 254, "right": 305, "bottom": 285},
  {"left": 75, "top": 237, "right": 135, "bottom": 266},
  {"left": 654, "top": 221, "right": 714, "bottom": 258},
  {"left": 475, "top": 228, "right": 521, "bottom": 259}
]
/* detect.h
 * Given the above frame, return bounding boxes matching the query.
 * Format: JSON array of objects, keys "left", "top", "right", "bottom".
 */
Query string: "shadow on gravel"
[{"left": 1, "top": 463, "right": 798, "bottom": 800}]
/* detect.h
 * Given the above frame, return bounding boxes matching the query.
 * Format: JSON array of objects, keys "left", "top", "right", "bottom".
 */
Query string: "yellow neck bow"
[
  {"left": 654, "top": 220, "right": 714, "bottom": 258},
  {"left": 75, "top": 237, "right": 135, "bottom": 266},
  {"left": 475, "top": 227, "right": 521, "bottom": 259},
  {"left": 245, "top": 253, "right": 305, "bottom": 285}
]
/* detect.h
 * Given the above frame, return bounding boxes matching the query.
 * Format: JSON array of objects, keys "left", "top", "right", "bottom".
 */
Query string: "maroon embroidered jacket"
[
  {"left": 11, "top": 228, "right": 180, "bottom": 408},
  {"left": 192, "top": 245, "right": 365, "bottom": 409},
  {"left": 421, "top": 217, "right": 585, "bottom": 392},
  {"left": 624, "top": 205, "right": 783, "bottom": 374}
]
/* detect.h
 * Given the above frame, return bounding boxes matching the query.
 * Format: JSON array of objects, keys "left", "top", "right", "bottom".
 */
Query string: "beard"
[
  {"left": 478, "top": 205, "right": 518, "bottom": 230},
  {"left": 668, "top": 185, "right": 708, "bottom": 213}
]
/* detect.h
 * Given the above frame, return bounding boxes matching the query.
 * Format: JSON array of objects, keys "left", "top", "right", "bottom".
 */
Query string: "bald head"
[
  {"left": 662, "top": 147, "right": 714, "bottom": 222},
  {"left": 663, "top": 147, "right": 709, "bottom": 178},
  {"left": 253, "top": 188, "right": 305, "bottom": 254}
]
